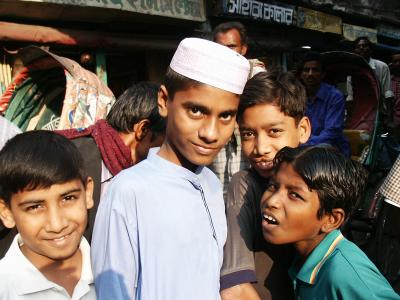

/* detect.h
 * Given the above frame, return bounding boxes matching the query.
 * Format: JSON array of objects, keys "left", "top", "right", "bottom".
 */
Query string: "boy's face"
[
  {"left": 0, "top": 178, "right": 93, "bottom": 265},
  {"left": 239, "top": 103, "right": 310, "bottom": 178},
  {"left": 260, "top": 163, "right": 329, "bottom": 256},
  {"left": 158, "top": 84, "right": 239, "bottom": 170}
]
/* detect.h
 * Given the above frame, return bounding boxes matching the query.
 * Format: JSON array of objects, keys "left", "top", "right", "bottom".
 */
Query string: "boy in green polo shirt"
[{"left": 261, "top": 146, "right": 399, "bottom": 299}]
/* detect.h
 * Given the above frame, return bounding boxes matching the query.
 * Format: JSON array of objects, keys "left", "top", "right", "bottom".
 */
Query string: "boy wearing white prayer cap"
[{"left": 91, "top": 38, "right": 250, "bottom": 300}]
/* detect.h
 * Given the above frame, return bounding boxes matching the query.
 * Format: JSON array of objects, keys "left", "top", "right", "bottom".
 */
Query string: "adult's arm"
[
  {"left": 91, "top": 176, "right": 139, "bottom": 300},
  {"left": 381, "top": 63, "right": 394, "bottom": 100}
]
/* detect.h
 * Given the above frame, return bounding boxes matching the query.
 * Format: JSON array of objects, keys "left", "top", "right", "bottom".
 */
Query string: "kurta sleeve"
[
  {"left": 91, "top": 177, "right": 139, "bottom": 300},
  {"left": 220, "top": 171, "right": 259, "bottom": 289}
]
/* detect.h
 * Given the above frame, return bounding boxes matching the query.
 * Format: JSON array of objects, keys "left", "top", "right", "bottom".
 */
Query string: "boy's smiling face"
[
  {"left": 239, "top": 103, "right": 310, "bottom": 178},
  {"left": 158, "top": 84, "right": 239, "bottom": 170},
  {"left": 0, "top": 178, "right": 93, "bottom": 265},
  {"left": 260, "top": 162, "right": 329, "bottom": 257}
]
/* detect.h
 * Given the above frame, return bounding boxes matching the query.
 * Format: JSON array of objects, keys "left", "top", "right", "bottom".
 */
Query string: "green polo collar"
[{"left": 289, "top": 230, "right": 344, "bottom": 285}]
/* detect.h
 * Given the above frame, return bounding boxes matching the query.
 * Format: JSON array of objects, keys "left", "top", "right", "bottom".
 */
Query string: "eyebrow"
[
  {"left": 18, "top": 187, "right": 82, "bottom": 206},
  {"left": 182, "top": 101, "right": 211, "bottom": 114},
  {"left": 240, "top": 121, "right": 285, "bottom": 130},
  {"left": 285, "top": 183, "right": 309, "bottom": 194},
  {"left": 182, "top": 101, "right": 237, "bottom": 116}
]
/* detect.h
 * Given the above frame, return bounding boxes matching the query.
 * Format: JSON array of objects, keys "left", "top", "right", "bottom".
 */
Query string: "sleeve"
[
  {"left": 91, "top": 177, "right": 139, "bottom": 300},
  {"left": 220, "top": 171, "right": 258, "bottom": 290},
  {"left": 307, "top": 89, "right": 346, "bottom": 146},
  {"left": 381, "top": 64, "right": 394, "bottom": 99},
  {"left": 346, "top": 76, "right": 353, "bottom": 101}
]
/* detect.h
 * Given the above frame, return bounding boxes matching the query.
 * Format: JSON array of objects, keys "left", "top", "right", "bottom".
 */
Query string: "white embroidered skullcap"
[{"left": 170, "top": 38, "right": 250, "bottom": 94}]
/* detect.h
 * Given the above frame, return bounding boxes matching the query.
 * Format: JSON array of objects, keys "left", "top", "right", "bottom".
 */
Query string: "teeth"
[
  {"left": 53, "top": 235, "right": 67, "bottom": 242},
  {"left": 263, "top": 214, "right": 277, "bottom": 224}
]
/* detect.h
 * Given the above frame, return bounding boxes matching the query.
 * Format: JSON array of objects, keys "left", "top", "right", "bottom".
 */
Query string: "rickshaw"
[
  {"left": 322, "top": 51, "right": 400, "bottom": 290},
  {"left": 0, "top": 45, "right": 115, "bottom": 131}
]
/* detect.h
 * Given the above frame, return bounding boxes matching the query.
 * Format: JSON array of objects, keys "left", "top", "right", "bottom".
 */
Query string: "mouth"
[
  {"left": 192, "top": 143, "right": 218, "bottom": 156},
  {"left": 254, "top": 160, "right": 273, "bottom": 171},
  {"left": 262, "top": 212, "right": 279, "bottom": 225},
  {"left": 45, "top": 232, "right": 73, "bottom": 246}
]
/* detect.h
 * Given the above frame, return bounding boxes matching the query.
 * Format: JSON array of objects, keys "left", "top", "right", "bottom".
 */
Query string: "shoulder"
[
  {"left": 202, "top": 166, "right": 221, "bottom": 185},
  {"left": 321, "top": 82, "right": 343, "bottom": 98},
  {"left": 372, "top": 58, "right": 389, "bottom": 69},
  {"left": 321, "top": 239, "right": 396, "bottom": 298},
  {"left": 226, "top": 169, "right": 266, "bottom": 208}
]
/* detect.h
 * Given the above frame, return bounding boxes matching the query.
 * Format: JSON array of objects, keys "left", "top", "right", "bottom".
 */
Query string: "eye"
[
  {"left": 219, "top": 112, "right": 234, "bottom": 122},
  {"left": 240, "top": 130, "right": 255, "bottom": 140},
  {"left": 266, "top": 182, "right": 278, "bottom": 192},
  {"left": 25, "top": 204, "right": 44, "bottom": 212},
  {"left": 269, "top": 128, "right": 283, "bottom": 137},
  {"left": 63, "top": 194, "right": 78, "bottom": 203},
  {"left": 289, "top": 191, "right": 304, "bottom": 201},
  {"left": 188, "top": 107, "right": 203, "bottom": 118}
]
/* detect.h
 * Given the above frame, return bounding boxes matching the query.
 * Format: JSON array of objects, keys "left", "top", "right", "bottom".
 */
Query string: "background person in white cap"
[{"left": 91, "top": 37, "right": 249, "bottom": 300}]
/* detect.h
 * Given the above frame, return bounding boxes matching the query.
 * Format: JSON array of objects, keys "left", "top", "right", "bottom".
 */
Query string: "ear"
[
  {"left": 297, "top": 116, "right": 311, "bottom": 144},
  {"left": 84, "top": 177, "right": 94, "bottom": 210},
  {"left": 241, "top": 44, "right": 248, "bottom": 56},
  {"left": 0, "top": 199, "right": 16, "bottom": 229},
  {"left": 158, "top": 85, "right": 169, "bottom": 118},
  {"left": 133, "top": 119, "right": 150, "bottom": 141},
  {"left": 321, "top": 208, "right": 345, "bottom": 233}
]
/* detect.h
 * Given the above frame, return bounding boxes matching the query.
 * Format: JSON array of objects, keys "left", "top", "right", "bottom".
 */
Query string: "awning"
[{"left": 0, "top": 21, "right": 179, "bottom": 50}]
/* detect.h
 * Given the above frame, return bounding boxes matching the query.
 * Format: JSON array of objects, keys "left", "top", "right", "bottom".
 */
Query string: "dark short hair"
[
  {"left": 354, "top": 36, "right": 373, "bottom": 49},
  {"left": 163, "top": 67, "right": 203, "bottom": 100},
  {"left": 296, "top": 51, "right": 325, "bottom": 74},
  {"left": 213, "top": 21, "right": 248, "bottom": 45},
  {"left": 273, "top": 146, "right": 368, "bottom": 220},
  {"left": 106, "top": 82, "right": 165, "bottom": 136},
  {"left": 0, "top": 130, "right": 87, "bottom": 204},
  {"left": 238, "top": 71, "right": 306, "bottom": 124}
]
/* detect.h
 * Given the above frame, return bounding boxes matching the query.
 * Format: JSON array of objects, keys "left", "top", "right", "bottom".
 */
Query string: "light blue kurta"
[{"left": 91, "top": 148, "right": 227, "bottom": 300}]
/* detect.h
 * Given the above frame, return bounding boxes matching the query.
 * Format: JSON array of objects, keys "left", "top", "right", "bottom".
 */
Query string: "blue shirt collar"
[
  {"left": 289, "top": 230, "right": 344, "bottom": 285},
  {"left": 147, "top": 147, "right": 205, "bottom": 182},
  {"left": 313, "top": 82, "right": 330, "bottom": 101}
]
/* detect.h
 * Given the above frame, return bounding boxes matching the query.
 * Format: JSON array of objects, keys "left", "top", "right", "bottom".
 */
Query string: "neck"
[
  {"left": 158, "top": 140, "right": 197, "bottom": 172},
  {"left": 293, "top": 232, "right": 327, "bottom": 263},
  {"left": 307, "top": 85, "right": 320, "bottom": 99},
  {"left": 21, "top": 245, "right": 82, "bottom": 297}
]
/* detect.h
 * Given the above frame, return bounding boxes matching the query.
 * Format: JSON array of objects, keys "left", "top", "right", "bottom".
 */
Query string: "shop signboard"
[
  {"left": 343, "top": 23, "right": 377, "bottom": 43},
  {"left": 297, "top": 7, "right": 341, "bottom": 34},
  {"left": 378, "top": 24, "right": 400, "bottom": 40},
  {"left": 223, "top": 0, "right": 294, "bottom": 26},
  {"left": 31, "top": 0, "right": 205, "bottom": 21}
]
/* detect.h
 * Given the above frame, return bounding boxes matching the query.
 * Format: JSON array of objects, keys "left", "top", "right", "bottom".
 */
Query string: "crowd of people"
[{"left": 0, "top": 21, "right": 400, "bottom": 300}]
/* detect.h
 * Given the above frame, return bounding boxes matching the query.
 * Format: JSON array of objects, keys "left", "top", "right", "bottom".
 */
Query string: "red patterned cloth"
[{"left": 57, "top": 119, "right": 132, "bottom": 176}]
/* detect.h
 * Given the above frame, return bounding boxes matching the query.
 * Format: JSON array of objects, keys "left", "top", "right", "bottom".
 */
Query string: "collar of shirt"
[
  {"left": 289, "top": 229, "right": 344, "bottom": 286},
  {"left": 311, "top": 82, "right": 331, "bottom": 102},
  {"left": 148, "top": 147, "right": 205, "bottom": 184},
  {"left": 5, "top": 234, "right": 93, "bottom": 298}
]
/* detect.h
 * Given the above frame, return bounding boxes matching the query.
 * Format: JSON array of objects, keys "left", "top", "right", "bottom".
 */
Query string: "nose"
[
  {"left": 45, "top": 206, "right": 68, "bottom": 233},
  {"left": 253, "top": 133, "right": 272, "bottom": 156},
  {"left": 198, "top": 118, "right": 219, "bottom": 144},
  {"left": 261, "top": 189, "right": 281, "bottom": 210}
]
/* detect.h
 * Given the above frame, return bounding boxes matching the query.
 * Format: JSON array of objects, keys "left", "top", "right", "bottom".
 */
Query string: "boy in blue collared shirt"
[{"left": 261, "top": 146, "right": 399, "bottom": 299}]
